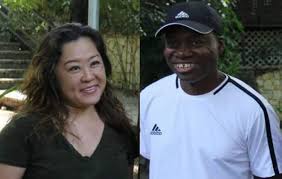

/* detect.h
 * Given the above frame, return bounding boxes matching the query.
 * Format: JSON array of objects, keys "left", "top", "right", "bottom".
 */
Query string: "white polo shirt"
[{"left": 140, "top": 74, "right": 282, "bottom": 179}]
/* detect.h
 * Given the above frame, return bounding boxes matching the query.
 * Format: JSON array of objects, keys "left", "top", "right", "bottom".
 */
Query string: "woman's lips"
[
  {"left": 174, "top": 63, "right": 195, "bottom": 73},
  {"left": 81, "top": 85, "right": 98, "bottom": 94}
]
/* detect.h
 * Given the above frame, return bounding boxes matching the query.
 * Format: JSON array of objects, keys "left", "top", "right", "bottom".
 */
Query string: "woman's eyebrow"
[
  {"left": 88, "top": 54, "right": 100, "bottom": 61},
  {"left": 63, "top": 54, "right": 100, "bottom": 66}
]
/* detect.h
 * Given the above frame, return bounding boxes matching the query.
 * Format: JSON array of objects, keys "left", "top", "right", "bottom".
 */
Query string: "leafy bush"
[
  {"left": 100, "top": 0, "right": 139, "bottom": 35},
  {"left": 99, "top": 0, "right": 140, "bottom": 91},
  {"left": 2, "top": 0, "right": 71, "bottom": 46},
  {"left": 3, "top": 0, "right": 70, "bottom": 24},
  {"left": 210, "top": 0, "right": 243, "bottom": 76}
]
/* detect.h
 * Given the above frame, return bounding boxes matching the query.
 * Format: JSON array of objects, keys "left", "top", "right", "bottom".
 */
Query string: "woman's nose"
[{"left": 81, "top": 68, "right": 95, "bottom": 82}]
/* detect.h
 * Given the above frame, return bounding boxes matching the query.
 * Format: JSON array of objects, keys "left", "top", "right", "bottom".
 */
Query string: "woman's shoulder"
[
  {"left": 8, "top": 113, "right": 39, "bottom": 126},
  {"left": 104, "top": 124, "right": 138, "bottom": 161},
  {"left": 0, "top": 113, "right": 42, "bottom": 168},
  {"left": 1, "top": 113, "right": 40, "bottom": 136},
  {"left": 102, "top": 124, "right": 131, "bottom": 150}
]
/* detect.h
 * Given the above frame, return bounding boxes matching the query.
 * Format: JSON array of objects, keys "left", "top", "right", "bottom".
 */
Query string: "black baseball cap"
[{"left": 155, "top": 2, "right": 223, "bottom": 36}]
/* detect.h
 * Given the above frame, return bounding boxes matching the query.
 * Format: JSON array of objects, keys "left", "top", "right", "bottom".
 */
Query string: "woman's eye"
[
  {"left": 68, "top": 66, "right": 80, "bottom": 72},
  {"left": 90, "top": 61, "right": 100, "bottom": 67}
]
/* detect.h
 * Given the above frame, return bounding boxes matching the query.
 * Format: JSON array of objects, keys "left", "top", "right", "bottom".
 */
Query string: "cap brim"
[{"left": 155, "top": 20, "right": 213, "bottom": 37}]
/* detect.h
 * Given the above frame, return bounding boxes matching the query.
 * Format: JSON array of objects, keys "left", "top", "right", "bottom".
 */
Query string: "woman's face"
[{"left": 55, "top": 37, "right": 106, "bottom": 109}]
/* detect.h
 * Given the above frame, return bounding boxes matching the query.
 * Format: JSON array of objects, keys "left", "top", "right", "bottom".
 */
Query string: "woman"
[{"left": 0, "top": 23, "right": 138, "bottom": 179}]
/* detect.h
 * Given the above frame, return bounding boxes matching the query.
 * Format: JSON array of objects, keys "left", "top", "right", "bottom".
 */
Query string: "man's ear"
[{"left": 217, "top": 37, "right": 225, "bottom": 56}]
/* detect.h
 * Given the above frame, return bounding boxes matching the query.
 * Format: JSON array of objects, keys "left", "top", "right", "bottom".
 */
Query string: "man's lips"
[{"left": 173, "top": 63, "right": 195, "bottom": 73}]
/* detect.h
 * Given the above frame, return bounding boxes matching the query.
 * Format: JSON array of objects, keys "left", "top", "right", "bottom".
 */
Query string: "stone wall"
[
  {"left": 115, "top": 89, "right": 138, "bottom": 126},
  {"left": 256, "top": 69, "right": 282, "bottom": 119},
  {"left": 104, "top": 35, "right": 140, "bottom": 92}
]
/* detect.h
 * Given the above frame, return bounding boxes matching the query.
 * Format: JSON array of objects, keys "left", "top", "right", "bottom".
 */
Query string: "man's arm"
[
  {"left": 254, "top": 174, "right": 282, "bottom": 179},
  {"left": 128, "top": 164, "right": 134, "bottom": 179},
  {"left": 247, "top": 104, "right": 282, "bottom": 178},
  {"left": 139, "top": 157, "right": 149, "bottom": 179}
]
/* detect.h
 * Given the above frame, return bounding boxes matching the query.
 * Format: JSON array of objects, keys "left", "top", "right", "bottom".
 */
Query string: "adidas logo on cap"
[
  {"left": 150, "top": 124, "right": 162, "bottom": 135},
  {"left": 175, "top": 11, "right": 189, "bottom": 19}
]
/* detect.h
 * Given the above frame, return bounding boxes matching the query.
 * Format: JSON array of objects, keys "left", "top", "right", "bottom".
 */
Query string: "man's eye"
[
  {"left": 166, "top": 40, "right": 179, "bottom": 48},
  {"left": 192, "top": 40, "right": 199, "bottom": 46},
  {"left": 191, "top": 38, "right": 205, "bottom": 46}
]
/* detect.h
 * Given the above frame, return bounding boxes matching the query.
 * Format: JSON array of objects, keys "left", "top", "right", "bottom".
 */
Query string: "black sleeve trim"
[
  {"left": 254, "top": 173, "right": 282, "bottom": 178},
  {"left": 175, "top": 76, "right": 179, "bottom": 89},
  {"left": 229, "top": 78, "right": 280, "bottom": 175}
]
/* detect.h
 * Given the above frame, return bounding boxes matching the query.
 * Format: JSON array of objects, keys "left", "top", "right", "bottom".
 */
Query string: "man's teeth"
[{"left": 176, "top": 64, "right": 193, "bottom": 68}]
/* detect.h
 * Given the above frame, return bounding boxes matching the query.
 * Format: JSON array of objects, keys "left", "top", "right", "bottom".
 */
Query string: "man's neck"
[{"left": 180, "top": 71, "right": 225, "bottom": 95}]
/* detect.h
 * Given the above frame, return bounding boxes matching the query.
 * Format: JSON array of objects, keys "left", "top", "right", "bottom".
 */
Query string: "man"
[{"left": 140, "top": 2, "right": 282, "bottom": 179}]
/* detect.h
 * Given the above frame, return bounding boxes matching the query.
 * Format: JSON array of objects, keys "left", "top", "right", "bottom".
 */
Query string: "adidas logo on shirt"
[
  {"left": 150, "top": 124, "right": 162, "bottom": 135},
  {"left": 175, "top": 11, "right": 189, "bottom": 19}
]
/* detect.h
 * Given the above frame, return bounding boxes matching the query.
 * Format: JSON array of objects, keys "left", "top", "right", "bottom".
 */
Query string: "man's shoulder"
[
  {"left": 226, "top": 75, "right": 274, "bottom": 114},
  {"left": 141, "top": 74, "right": 176, "bottom": 97},
  {"left": 228, "top": 76, "right": 269, "bottom": 103}
]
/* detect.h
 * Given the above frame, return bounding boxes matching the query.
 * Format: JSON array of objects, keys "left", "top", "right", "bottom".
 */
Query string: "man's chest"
[{"left": 145, "top": 98, "right": 248, "bottom": 163}]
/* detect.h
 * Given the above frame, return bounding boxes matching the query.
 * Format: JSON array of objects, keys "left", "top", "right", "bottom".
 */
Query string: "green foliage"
[
  {"left": 35, "top": 0, "right": 70, "bottom": 24},
  {"left": 140, "top": 0, "right": 244, "bottom": 88},
  {"left": 0, "top": 20, "right": 11, "bottom": 41},
  {"left": 100, "top": 0, "right": 139, "bottom": 35},
  {"left": 100, "top": 0, "right": 140, "bottom": 91},
  {"left": 3, "top": 0, "right": 70, "bottom": 23},
  {"left": 2, "top": 0, "right": 71, "bottom": 46},
  {"left": 140, "top": 0, "right": 176, "bottom": 88},
  {"left": 210, "top": 0, "right": 244, "bottom": 76},
  {"left": 3, "top": 0, "right": 39, "bottom": 11},
  {"left": 277, "top": 107, "right": 282, "bottom": 120},
  {"left": 2, "top": 0, "right": 139, "bottom": 91},
  {"left": 0, "top": 85, "right": 18, "bottom": 99}
]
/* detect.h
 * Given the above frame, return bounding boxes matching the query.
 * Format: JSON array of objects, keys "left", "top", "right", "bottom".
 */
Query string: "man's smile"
[{"left": 174, "top": 63, "right": 196, "bottom": 73}]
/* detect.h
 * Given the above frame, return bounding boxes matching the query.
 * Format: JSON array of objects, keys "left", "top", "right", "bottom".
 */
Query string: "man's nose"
[{"left": 175, "top": 43, "right": 193, "bottom": 57}]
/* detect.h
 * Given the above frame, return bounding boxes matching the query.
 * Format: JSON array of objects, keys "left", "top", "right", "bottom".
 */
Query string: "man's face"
[{"left": 163, "top": 26, "right": 223, "bottom": 84}]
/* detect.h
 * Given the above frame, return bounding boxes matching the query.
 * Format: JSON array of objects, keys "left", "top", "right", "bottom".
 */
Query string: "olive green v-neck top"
[{"left": 0, "top": 116, "right": 136, "bottom": 179}]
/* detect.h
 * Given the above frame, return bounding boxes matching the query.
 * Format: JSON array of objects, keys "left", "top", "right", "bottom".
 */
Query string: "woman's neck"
[{"left": 67, "top": 105, "right": 99, "bottom": 123}]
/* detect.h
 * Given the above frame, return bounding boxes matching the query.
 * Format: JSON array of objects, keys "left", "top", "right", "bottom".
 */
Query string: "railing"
[
  {"left": 240, "top": 29, "right": 282, "bottom": 69},
  {"left": 0, "top": 3, "right": 54, "bottom": 51}
]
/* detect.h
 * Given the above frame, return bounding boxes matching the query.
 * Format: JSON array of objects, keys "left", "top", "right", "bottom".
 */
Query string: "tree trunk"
[{"left": 70, "top": 0, "right": 88, "bottom": 25}]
